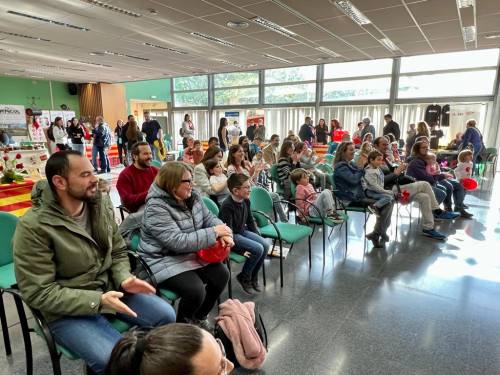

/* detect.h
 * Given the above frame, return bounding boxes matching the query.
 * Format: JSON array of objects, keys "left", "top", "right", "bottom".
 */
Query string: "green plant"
[{"left": 0, "top": 149, "right": 24, "bottom": 184}]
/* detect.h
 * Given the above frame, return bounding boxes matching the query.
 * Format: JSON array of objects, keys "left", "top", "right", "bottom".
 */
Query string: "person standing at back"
[
  {"left": 299, "top": 116, "right": 315, "bottom": 145},
  {"left": 360, "top": 117, "right": 376, "bottom": 141},
  {"left": 142, "top": 111, "right": 163, "bottom": 161},
  {"left": 67, "top": 117, "right": 85, "bottom": 155},
  {"left": 182, "top": 114, "right": 195, "bottom": 149},
  {"left": 383, "top": 114, "right": 400, "bottom": 141},
  {"left": 92, "top": 116, "right": 111, "bottom": 174},
  {"left": 115, "top": 119, "right": 126, "bottom": 167}
]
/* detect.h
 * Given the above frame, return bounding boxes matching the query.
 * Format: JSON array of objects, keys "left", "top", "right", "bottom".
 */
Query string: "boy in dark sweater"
[{"left": 218, "top": 173, "right": 268, "bottom": 295}]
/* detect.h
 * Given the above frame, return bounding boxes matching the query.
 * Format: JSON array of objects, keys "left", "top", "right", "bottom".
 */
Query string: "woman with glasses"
[
  {"left": 106, "top": 323, "right": 233, "bottom": 375},
  {"left": 137, "top": 162, "right": 233, "bottom": 330}
]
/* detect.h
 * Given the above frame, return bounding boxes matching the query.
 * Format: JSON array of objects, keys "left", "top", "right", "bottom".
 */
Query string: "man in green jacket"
[{"left": 13, "top": 150, "right": 176, "bottom": 374}]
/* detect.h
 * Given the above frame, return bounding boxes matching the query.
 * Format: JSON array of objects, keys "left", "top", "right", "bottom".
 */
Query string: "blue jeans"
[
  {"left": 149, "top": 143, "right": 160, "bottom": 161},
  {"left": 97, "top": 146, "right": 110, "bottom": 172},
  {"left": 365, "top": 189, "right": 394, "bottom": 208},
  {"left": 49, "top": 293, "right": 175, "bottom": 374},
  {"left": 91, "top": 145, "right": 98, "bottom": 171},
  {"left": 234, "top": 230, "right": 268, "bottom": 280},
  {"left": 432, "top": 184, "right": 447, "bottom": 205},
  {"left": 439, "top": 178, "right": 465, "bottom": 210},
  {"left": 71, "top": 143, "right": 85, "bottom": 156}
]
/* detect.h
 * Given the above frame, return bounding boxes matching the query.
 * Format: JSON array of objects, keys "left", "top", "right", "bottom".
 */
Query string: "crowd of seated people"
[{"left": 11, "top": 112, "right": 483, "bottom": 375}]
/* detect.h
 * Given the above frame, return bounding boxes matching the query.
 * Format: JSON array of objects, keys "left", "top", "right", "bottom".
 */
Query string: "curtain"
[{"left": 319, "top": 105, "right": 389, "bottom": 137}]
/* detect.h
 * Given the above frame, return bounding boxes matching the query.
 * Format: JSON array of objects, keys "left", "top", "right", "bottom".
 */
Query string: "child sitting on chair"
[
  {"left": 251, "top": 150, "right": 269, "bottom": 187},
  {"left": 362, "top": 150, "right": 395, "bottom": 216},
  {"left": 290, "top": 168, "right": 343, "bottom": 224},
  {"left": 218, "top": 173, "right": 267, "bottom": 295},
  {"left": 425, "top": 153, "right": 440, "bottom": 176},
  {"left": 192, "top": 140, "right": 204, "bottom": 165},
  {"left": 204, "top": 158, "right": 230, "bottom": 205}
]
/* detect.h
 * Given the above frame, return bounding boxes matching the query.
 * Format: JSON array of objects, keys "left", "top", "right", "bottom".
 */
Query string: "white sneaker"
[{"left": 117, "top": 163, "right": 124, "bottom": 168}]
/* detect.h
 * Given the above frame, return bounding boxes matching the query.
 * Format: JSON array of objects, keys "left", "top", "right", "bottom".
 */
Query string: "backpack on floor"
[{"left": 214, "top": 304, "right": 268, "bottom": 369}]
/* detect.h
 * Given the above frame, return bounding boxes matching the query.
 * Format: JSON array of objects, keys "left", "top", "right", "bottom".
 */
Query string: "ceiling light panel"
[
  {"left": 462, "top": 26, "right": 476, "bottom": 42},
  {"left": 252, "top": 17, "right": 297, "bottom": 37},
  {"left": 263, "top": 54, "right": 292, "bottom": 64},
  {"left": 42, "top": 64, "right": 86, "bottom": 71},
  {"left": 315, "top": 47, "right": 341, "bottom": 58},
  {"left": 457, "top": 0, "right": 474, "bottom": 8},
  {"left": 190, "top": 32, "right": 235, "bottom": 47},
  {"left": 68, "top": 59, "right": 112, "bottom": 68},
  {"left": 0, "top": 31, "right": 51, "bottom": 42},
  {"left": 7, "top": 11, "right": 89, "bottom": 31},
  {"left": 78, "top": 0, "right": 142, "bottom": 17},
  {"left": 142, "top": 42, "right": 188, "bottom": 55},
  {"left": 330, "top": 0, "right": 371, "bottom": 26},
  {"left": 104, "top": 51, "right": 150, "bottom": 61},
  {"left": 379, "top": 38, "right": 399, "bottom": 51}
]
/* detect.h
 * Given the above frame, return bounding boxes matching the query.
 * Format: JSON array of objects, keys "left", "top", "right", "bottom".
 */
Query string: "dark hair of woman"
[
  {"left": 203, "top": 158, "right": 220, "bottom": 175},
  {"left": 294, "top": 142, "right": 307, "bottom": 153},
  {"left": 126, "top": 120, "right": 139, "bottom": 140},
  {"left": 184, "top": 113, "right": 190, "bottom": 121},
  {"left": 411, "top": 141, "right": 427, "bottom": 161},
  {"left": 238, "top": 136, "right": 248, "bottom": 145},
  {"left": 333, "top": 141, "right": 354, "bottom": 165},
  {"left": 227, "top": 144, "right": 246, "bottom": 169},
  {"left": 105, "top": 324, "right": 204, "bottom": 375},
  {"left": 218, "top": 117, "right": 227, "bottom": 131},
  {"left": 200, "top": 146, "right": 222, "bottom": 163},
  {"left": 279, "top": 140, "right": 293, "bottom": 159}
]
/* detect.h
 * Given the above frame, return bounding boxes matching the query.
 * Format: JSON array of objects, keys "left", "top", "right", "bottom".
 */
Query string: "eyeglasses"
[
  {"left": 216, "top": 338, "right": 227, "bottom": 375},
  {"left": 237, "top": 185, "right": 251, "bottom": 190},
  {"left": 181, "top": 178, "right": 194, "bottom": 184}
]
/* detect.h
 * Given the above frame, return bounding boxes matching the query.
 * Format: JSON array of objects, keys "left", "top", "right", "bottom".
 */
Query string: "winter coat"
[
  {"left": 137, "top": 183, "right": 223, "bottom": 283},
  {"left": 405, "top": 156, "right": 444, "bottom": 186},
  {"left": 362, "top": 167, "right": 386, "bottom": 193},
  {"left": 333, "top": 161, "right": 365, "bottom": 202},
  {"left": 13, "top": 180, "right": 131, "bottom": 323},
  {"left": 215, "top": 299, "right": 266, "bottom": 369},
  {"left": 194, "top": 162, "right": 214, "bottom": 197}
]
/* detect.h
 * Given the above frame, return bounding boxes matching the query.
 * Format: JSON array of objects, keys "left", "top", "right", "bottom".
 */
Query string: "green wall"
[
  {"left": 122, "top": 79, "right": 171, "bottom": 110},
  {"left": 0, "top": 77, "right": 80, "bottom": 116}
]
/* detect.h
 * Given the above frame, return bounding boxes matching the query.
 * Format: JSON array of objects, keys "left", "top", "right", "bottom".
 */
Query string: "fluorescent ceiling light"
[
  {"left": 485, "top": 34, "right": 500, "bottom": 39},
  {"left": 104, "top": 51, "right": 150, "bottom": 61},
  {"left": 330, "top": 0, "right": 371, "bottom": 25},
  {"left": 220, "top": 60, "right": 248, "bottom": 68},
  {"left": 227, "top": 21, "right": 249, "bottom": 29},
  {"left": 0, "top": 30, "right": 50, "bottom": 42},
  {"left": 7, "top": 11, "right": 89, "bottom": 31},
  {"left": 42, "top": 64, "right": 86, "bottom": 71},
  {"left": 190, "top": 32, "right": 235, "bottom": 47},
  {"left": 263, "top": 54, "right": 292, "bottom": 64},
  {"left": 457, "top": 0, "right": 474, "bottom": 8},
  {"left": 462, "top": 26, "right": 476, "bottom": 42},
  {"left": 315, "top": 47, "right": 341, "bottom": 58},
  {"left": 142, "top": 42, "right": 187, "bottom": 55},
  {"left": 79, "top": 0, "right": 142, "bottom": 17},
  {"left": 68, "top": 59, "right": 112, "bottom": 68},
  {"left": 252, "top": 17, "right": 296, "bottom": 37},
  {"left": 379, "top": 38, "right": 399, "bottom": 51}
]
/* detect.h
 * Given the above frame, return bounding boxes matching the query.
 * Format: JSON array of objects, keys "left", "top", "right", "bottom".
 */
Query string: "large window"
[
  {"left": 324, "top": 59, "right": 392, "bottom": 79},
  {"left": 323, "top": 78, "right": 391, "bottom": 101},
  {"left": 398, "top": 70, "right": 497, "bottom": 98},
  {"left": 400, "top": 49, "right": 499, "bottom": 73},
  {"left": 173, "top": 75, "right": 208, "bottom": 107},
  {"left": 264, "top": 66, "right": 317, "bottom": 104},
  {"left": 214, "top": 72, "right": 259, "bottom": 106}
]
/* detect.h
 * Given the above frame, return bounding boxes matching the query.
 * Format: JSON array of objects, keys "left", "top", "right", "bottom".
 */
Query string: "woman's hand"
[
  {"left": 214, "top": 224, "right": 232, "bottom": 238},
  {"left": 292, "top": 152, "right": 303, "bottom": 163},
  {"left": 255, "top": 163, "right": 267, "bottom": 171},
  {"left": 220, "top": 235, "right": 235, "bottom": 247}
]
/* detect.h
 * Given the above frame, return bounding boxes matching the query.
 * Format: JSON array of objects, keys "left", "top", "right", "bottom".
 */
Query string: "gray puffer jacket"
[{"left": 137, "top": 183, "right": 223, "bottom": 283}]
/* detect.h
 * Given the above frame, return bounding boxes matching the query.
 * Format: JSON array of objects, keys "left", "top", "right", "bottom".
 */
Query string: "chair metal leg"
[
  {"left": 0, "top": 291, "right": 12, "bottom": 356},
  {"left": 279, "top": 240, "right": 284, "bottom": 288},
  {"left": 308, "top": 235, "right": 312, "bottom": 269},
  {"left": 322, "top": 224, "right": 326, "bottom": 267},
  {"left": 12, "top": 293, "right": 33, "bottom": 375},
  {"left": 262, "top": 259, "right": 266, "bottom": 286},
  {"left": 226, "top": 259, "right": 233, "bottom": 300}
]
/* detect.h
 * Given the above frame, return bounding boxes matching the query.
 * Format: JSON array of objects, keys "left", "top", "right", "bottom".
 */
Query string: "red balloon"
[
  {"left": 197, "top": 238, "right": 230, "bottom": 263},
  {"left": 462, "top": 178, "right": 478, "bottom": 191}
]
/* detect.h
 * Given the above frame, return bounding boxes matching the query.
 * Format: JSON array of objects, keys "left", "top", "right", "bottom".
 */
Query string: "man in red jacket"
[{"left": 117, "top": 141, "right": 159, "bottom": 212}]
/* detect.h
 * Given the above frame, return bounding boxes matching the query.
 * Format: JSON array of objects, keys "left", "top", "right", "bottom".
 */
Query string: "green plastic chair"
[
  {"left": 290, "top": 183, "right": 348, "bottom": 262},
  {"left": 151, "top": 159, "right": 163, "bottom": 168},
  {"left": 249, "top": 187, "right": 313, "bottom": 287},
  {"left": 316, "top": 163, "right": 335, "bottom": 189},
  {"left": 323, "top": 153, "right": 334, "bottom": 166},
  {"left": 0, "top": 212, "right": 19, "bottom": 357},
  {"left": 164, "top": 133, "right": 172, "bottom": 151},
  {"left": 201, "top": 196, "right": 254, "bottom": 298},
  {"left": 269, "top": 164, "right": 285, "bottom": 194},
  {"left": 482, "top": 147, "right": 497, "bottom": 178}
]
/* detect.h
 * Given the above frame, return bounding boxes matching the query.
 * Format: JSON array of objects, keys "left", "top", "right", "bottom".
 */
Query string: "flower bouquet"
[{"left": 0, "top": 149, "right": 25, "bottom": 184}]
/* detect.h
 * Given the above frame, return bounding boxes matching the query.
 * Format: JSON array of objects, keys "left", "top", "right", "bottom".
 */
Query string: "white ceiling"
[{"left": 0, "top": 0, "right": 499, "bottom": 83}]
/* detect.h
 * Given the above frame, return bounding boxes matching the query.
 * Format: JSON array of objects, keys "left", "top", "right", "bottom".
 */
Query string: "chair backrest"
[
  {"left": 151, "top": 160, "right": 163, "bottom": 168},
  {"left": 486, "top": 147, "right": 497, "bottom": 155},
  {"left": 269, "top": 164, "right": 283, "bottom": 187},
  {"left": 130, "top": 233, "right": 140, "bottom": 252},
  {"left": 291, "top": 182, "right": 296, "bottom": 197},
  {"left": 249, "top": 187, "right": 274, "bottom": 227},
  {"left": 202, "top": 196, "right": 219, "bottom": 216},
  {"left": 323, "top": 154, "right": 334, "bottom": 165},
  {"left": 0, "top": 212, "right": 19, "bottom": 266},
  {"left": 164, "top": 134, "right": 172, "bottom": 142},
  {"left": 316, "top": 163, "right": 336, "bottom": 189}
]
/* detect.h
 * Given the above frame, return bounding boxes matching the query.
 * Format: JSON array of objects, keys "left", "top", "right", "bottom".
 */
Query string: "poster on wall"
[
  {"left": 63, "top": 111, "right": 76, "bottom": 126},
  {"left": 49, "top": 110, "right": 63, "bottom": 123},
  {"left": 448, "top": 104, "right": 482, "bottom": 143},
  {"left": 246, "top": 109, "right": 265, "bottom": 128},
  {"left": 225, "top": 111, "right": 241, "bottom": 145},
  {"left": 36, "top": 110, "right": 51, "bottom": 129},
  {"left": 28, "top": 123, "right": 47, "bottom": 142},
  {"left": 0, "top": 104, "right": 28, "bottom": 138}
]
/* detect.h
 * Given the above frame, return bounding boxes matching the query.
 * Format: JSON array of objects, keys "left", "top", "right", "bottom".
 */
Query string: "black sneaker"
[
  {"left": 380, "top": 233, "right": 389, "bottom": 242},
  {"left": 236, "top": 273, "right": 254, "bottom": 295},
  {"left": 251, "top": 279, "right": 262, "bottom": 292},
  {"left": 458, "top": 209, "right": 473, "bottom": 219}
]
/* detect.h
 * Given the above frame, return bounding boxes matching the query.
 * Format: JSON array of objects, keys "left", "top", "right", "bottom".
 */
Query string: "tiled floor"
[{"left": 1, "top": 168, "right": 499, "bottom": 375}]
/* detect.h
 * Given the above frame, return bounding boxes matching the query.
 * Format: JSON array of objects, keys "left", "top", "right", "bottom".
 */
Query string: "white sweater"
[{"left": 53, "top": 126, "right": 68, "bottom": 144}]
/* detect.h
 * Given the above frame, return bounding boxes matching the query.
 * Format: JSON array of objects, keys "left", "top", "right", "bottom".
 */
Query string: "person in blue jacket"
[{"left": 460, "top": 119, "right": 483, "bottom": 175}]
